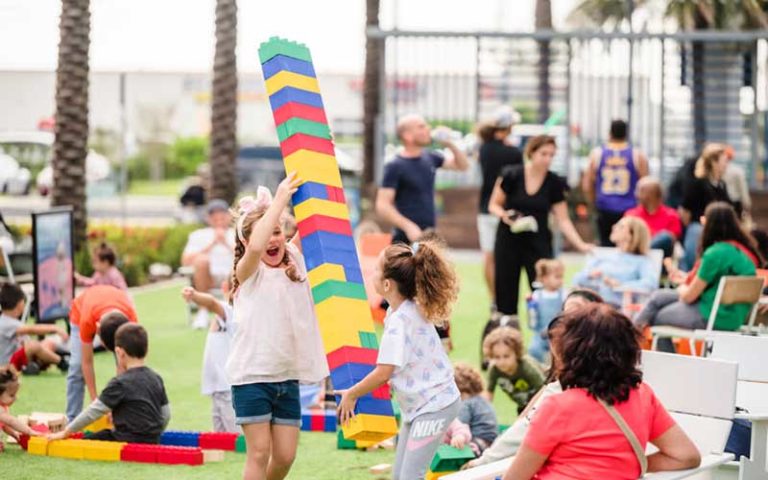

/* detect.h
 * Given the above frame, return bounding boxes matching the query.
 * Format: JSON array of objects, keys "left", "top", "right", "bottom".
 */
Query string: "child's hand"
[
  {"left": 46, "top": 430, "right": 69, "bottom": 441},
  {"left": 275, "top": 172, "right": 301, "bottom": 204},
  {"left": 450, "top": 436, "right": 467, "bottom": 449},
  {"left": 334, "top": 389, "right": 357, "bottom": 426},
  {"left": 181, "top": 286, "right": 196, "bottom": 302}
]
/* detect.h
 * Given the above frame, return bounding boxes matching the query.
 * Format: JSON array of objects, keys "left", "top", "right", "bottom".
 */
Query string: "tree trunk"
[
  {"left": 535, "top": 0, "right": 553, "bottom": 123},
  {"left": 209, "top": 0, "right": 238, "bottom": 205},
  {"left": 362, "top": 0, "right": 381, "bottom": 210},
  {"left": 52, "top": 0, "right": 91, "bottom": 251}
]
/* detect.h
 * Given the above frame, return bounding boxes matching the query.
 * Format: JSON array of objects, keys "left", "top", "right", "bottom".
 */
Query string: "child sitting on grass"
[
  {"left": 181, "top": 286, "right": 237, "bottom": 433},
  {"left": 0, "top": 283, "right": 69, "bottom": 375},
  {"left": 0, "top": 366, "right": 40, "bottom": 452},
  {"left": 446, "top": 363, "right": 498, "bottom": 456},
  {"left": 75, "top": 242, "right": 128, "bottom": 291},
  {"left": 49, "top": 323, "right": 170, "bottom": 443},
  {"left": 526, "top": 259, "right": 566, "bottom": 364},
  {"left": 482, "top": 327, "right": 545, "bottom": 414}
]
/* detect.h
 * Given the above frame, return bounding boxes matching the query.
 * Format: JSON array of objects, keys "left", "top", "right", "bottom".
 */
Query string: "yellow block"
[
  {"left": 82, "top": 440, "right": 126, "bottom": 462},
  {"left": 308, "top": 263, "right": 347, "bottom": 286},
  {"left": 341, "top": 413, "right": 398, "bottom": 443},
  {"left": 285, "top": 150, "right": 343, "bottom": 188},
  {"left": 426, "top": 470, "right": 453, "bottom": 480},
  {"left": 315, "top": 297, "right": 372, "bottom": 324},
  {"left": 294, "top": 198, "right": 349, "bottom": 222},
  {"left": 48, "top": 439, "right": 85, "bottom": 460},
  {"left": 28, "top": 436, "right": 49, "bottom": 456},
  {"left": 264, "top": 71, "right": 321, "bottom": 95},
  {"left": 84, "top": 415, "right": 112, "bottom": 433}
]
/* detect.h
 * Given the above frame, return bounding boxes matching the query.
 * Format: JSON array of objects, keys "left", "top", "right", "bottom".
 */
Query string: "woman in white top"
[
  {"left": 337, "top": 240, "right": 461, "bottom": 479},
  {"left": 226, "top": 174, "right": 328, "bottom": 480}
]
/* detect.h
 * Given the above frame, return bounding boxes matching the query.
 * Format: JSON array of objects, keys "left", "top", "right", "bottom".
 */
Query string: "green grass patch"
[{"left": 127, "top": 179, "right": 184, "bottom": 196}]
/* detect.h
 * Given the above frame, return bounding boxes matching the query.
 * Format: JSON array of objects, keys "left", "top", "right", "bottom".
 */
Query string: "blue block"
[
  {"left": 293, "top": 182, "right": 329, "bottom": 204},
  {"left": 324, "top": 411, "right": 337, "bottom": 432},
  {"left": 160, "top": 431, "right": 199, "bottom": 447},
  {"left": 354, "top": 396, "right": 395, "bottom": 416},
  {"left": 302, "top": 231, "right": 356, "bottom": 255},
  {"left": 304, "top": 248, "right": 360, "bottom": 272},
  {"left": 262, "top": 54, "right": 317, "bottom": 80},
  {"left": 343, "top": 266, "right": 363, "bottom": 284},
  {"left": 330, "top": 362, "right": 374, "bottom": 390},
  {"left": 269, "top": 86, "right": 324, "bottom": 111}
]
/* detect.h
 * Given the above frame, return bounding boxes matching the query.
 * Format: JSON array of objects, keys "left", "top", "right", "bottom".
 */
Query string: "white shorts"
[{"left": 477, "top": 214, "right": 499, "bottom": 253}]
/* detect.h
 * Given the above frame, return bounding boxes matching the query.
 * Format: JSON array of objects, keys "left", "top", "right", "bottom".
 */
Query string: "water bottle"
[{"left": 527, "top": 295, "right": 539, "bottom": 330}]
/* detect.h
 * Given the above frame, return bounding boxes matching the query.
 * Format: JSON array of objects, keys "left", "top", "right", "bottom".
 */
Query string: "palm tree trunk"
[
  {"left": 535, "top": 0, "right": 553, "bottom": 123},
  {"left": 362, "top": 0, "right": 381, "bottom": 208},
  {"left": 52, "top": 0, "right": 91, "bottom": 251},
  {"left": 209, "top": 0, "right": 238, "bottom": 205}
]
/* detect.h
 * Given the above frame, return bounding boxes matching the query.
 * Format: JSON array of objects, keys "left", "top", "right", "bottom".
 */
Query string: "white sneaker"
[{"left": 192, "top": 308, "right": 209, "bottom": 330}]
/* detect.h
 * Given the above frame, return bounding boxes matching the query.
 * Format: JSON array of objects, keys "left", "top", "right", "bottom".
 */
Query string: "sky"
[{"left": 0, "top": 0, "right": 578, "bottom": 73}]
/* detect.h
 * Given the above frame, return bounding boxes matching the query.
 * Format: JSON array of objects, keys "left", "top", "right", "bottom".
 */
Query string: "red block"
[
  {"left": 372, "top": 384, "right": 391, "bottom": 400},
  {"left": 274, "top": 102, "right": 328, "bottom": 126},
  {"left": 70, "top": 432, "right": 85, "bottom": 439},
  {"left": 198, "top": 432, "right": 238, "bottom": 451},
  {"left": 18, "top": 434, "right": 29, "bottom": 451},
  {"left": 297, "top": 215, "right": 353, "bottom": 237},
  {"left": 310, "top": 414, "right": 325, "bottom": 432},
  {"left": 121, "top": 443, "right": 159, "bottom": 463},
  {"left": 280, "top": 133, "right": 335, "bottom": 157},
  {"left": 157, "top": 446, "right": 204, "bottom": 466},
  {"left": 326, "top": 346, "right": 378, "bottom": 371},
  {"left": 326, "top": 185, "right": 346, "bottom": 204}
]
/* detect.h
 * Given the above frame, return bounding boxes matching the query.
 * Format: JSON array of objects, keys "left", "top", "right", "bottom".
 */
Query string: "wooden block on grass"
[{"left": 203, "top": 449, "right": 226, "bottom": 463}]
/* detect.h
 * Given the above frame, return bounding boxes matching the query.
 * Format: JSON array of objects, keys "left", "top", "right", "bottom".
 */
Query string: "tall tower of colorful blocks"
[{"left": 258, "top": 37, "right": 397, "bottom": 443}]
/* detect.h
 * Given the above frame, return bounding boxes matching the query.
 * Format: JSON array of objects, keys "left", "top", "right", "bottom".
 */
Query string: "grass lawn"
[
  {"left": 3, "top": 260, "right": 580, "bottom": 479},
  {"left": 127, "top": 179, "right": 184, "bottom": 196}
]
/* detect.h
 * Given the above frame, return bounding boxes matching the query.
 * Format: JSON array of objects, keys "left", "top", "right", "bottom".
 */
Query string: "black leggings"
[
  {"left": 596, "top": 209, "right": 625, "bottom": 247},
  {"left": 494, "top": 230, "right": 552, "bottom": 315}
]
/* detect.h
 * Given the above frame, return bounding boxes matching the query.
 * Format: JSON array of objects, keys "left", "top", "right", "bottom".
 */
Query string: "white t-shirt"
[
  {"left": 201, "top": 301, "right": 235, "bottom": 395},
  {"left": 183, "top": 228, "right": 236, "bottom": 279},
  {"left": 226, "top": 243, "right": 329, "bottom": 385},
  {"left": 377, "top": 300, "right": 460, "bottom": 422}
]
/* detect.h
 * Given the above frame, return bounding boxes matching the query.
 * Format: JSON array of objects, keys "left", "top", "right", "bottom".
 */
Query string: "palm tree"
[
  {"left": 535, "top": 0, "right": 553, "bottom": 123},
  {"left": 362, "top": 0, "right": 381, "bottom": 209},
  {"left": 209, "top": 0, "right": 238, "bottom": 205},
  {"left": 51, "top": 0, "right": 91, "bottom": 250}
]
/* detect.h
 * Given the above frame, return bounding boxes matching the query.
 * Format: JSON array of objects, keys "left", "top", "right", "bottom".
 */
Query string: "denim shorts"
[{"left": 231, "top": 380, "right": 301, "bottom": 426}]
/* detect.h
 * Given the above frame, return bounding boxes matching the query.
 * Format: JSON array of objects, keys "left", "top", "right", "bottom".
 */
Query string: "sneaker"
[
  {"left": 57, "top": 357, "right": 70, "bottom": 373},
  {"left": 192, "top": 309, "right": 209, "bottom": 330},
  {"left": 22, "top": 361, "right": 41, "bottom": 376}
]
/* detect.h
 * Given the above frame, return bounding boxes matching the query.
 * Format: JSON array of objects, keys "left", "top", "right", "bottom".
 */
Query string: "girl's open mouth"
[{"left": 266, "top": 246, "right": 280, "bottom": 257}]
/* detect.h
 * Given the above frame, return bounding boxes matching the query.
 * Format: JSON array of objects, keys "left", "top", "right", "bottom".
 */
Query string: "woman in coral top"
[{"left": 503, "top": 304, "right": 700, "bottom": 480}]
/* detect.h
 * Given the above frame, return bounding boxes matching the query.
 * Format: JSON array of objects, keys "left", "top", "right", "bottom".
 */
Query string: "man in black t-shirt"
[
  {"left": 49, "top": 323, "right": 170, "bottom": 444},
  {"left": 376, "top": 114, "right": 469, "bottom": 244}
]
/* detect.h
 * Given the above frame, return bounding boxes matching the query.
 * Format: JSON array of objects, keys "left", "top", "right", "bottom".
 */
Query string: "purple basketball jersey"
[{"left": 595, "top": 144, "right": 639, "bottom": 213}]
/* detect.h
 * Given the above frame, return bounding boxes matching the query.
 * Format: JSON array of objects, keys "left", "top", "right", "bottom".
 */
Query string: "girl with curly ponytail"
[
  {"left": 226, "top": 173, "right": 329, "bottom": 480},
  {"left": 337, "top": 240, "right": 461, "bottom": 479}
]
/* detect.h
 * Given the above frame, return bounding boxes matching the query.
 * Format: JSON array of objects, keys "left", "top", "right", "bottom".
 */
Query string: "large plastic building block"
[
  {"left": 235, "top": 435, "right": 246, "bottom": 453},
  {"left": 121, "top": 443, "right": 159, "bottom": 463},
  {"left": 280, "top": 134, "right": 335, "bottom": 157},
  {"left": 276, "top": 118, "right": 332, "bottom": 143},
  {"left": 274, "top": 102, "right": 327, "bottom": 127},
  {"left": 307, "top": 263, "right": 347, "bottom": 286},
  {"left": 48, "top": 439, "right": 85, "bottom": 459},
  {"left": 302, "top": 230, "right": 356, "bottom": 253},
  {"left": 353, "top": 396, "right": 396, "bottom": 417},
  {"left": 82, "top": 440, "right": 126, "bottom": 462},
  {"left": 294, "top": 181, "right": 331, "bottom": 204},
  {"left": 258, "top": 36, "right": 312, "bottom": 64},
  {"left": 315, "top": 297, "right": 373, "bottom": 332},
  {"left": 326, "top": 346, "right": 377, "bottom": 370},
  {"left": 430, "top": 445, "right": 475, "bottom": 472},
  {"left": 341, "top": 413, "right": 398, "bottom": 443},
  {"left": 312, "top": 280, "right": 367, "bottom": 304},
  {"left": 160, "top": 431, "right": 200, "bottom": 447},
  {"left": 268, "top": 87, "right": 324, "bottom": 111},
  {"left": 265, "top": 71, "right": 321, "bottom": 96},
  {"left": 83, "top": 415, "right": 112, "bottom": 433},
  {"left": 426, "top": 470, "right": 453, "bottom": 479},
  {"left": 330, "top": 362, "right": 375, "bottom": 389},
  {"left": 359, "top": 331, "right": 379, "bottom": 349},
  {"left": 156, "top": 445, "right": 204, "bottom": 466},
  {"left": 326, "top": 185, "right": 346, "bottom": 203},
  {"left": 371, "top": 383, "right": 391, "bottom": 400},
  {"left": 28, "top": 436, "right": 48, "bottom": 456},
  {"left": 293, "top": 198, "right": 349, "bottom": 222},
  {"left": 284, "top": 151, "right": 343, "bottom": 188},
  {"left": 199, "top": 432, "right": 238, "bottom": 451},
  {"left": 300, "top": 409, "right": 336, "bottom": 432},
  {"left": 337, "top": 429, "right": 357, "bottom": 450},
  {"left": 203, "top": 449, "right": 226, "bottom": 463},
  {"left": 304, "top": 249, "right": 361, "bottom": 272},
  {"left": 262, "top": 54, "right": 316, "bottom": 80},
  {"left": 298, "top": 215, "right": 353, "bottom": 238}
]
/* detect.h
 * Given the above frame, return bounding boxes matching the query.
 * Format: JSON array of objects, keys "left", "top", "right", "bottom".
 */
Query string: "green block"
[
  {"left": 258, "top": 36, "right": 312, "bottom": 63},
  {"left": 392, "top": 400, "right": 401, "bottom": 423},
  {"left": 276, "top": 118, "right": 331, "bottom": 143},
  {"left": 429, "top": 445, "right": 475, "bottom": 472},
  {"left": 236, "top": 434, "right": 246, "bottom": 453},
  {"left": 359, "top": 331, "right": 378, "bottom": 349},
  {"left": 337, "top": 429, "right": 357, "bottom": 450},
  {"left": 499, "top": 424, "right": 510, "bottom": 434},
  {"left": 312, "top": 280, "right": 367, "bottom": 304}
]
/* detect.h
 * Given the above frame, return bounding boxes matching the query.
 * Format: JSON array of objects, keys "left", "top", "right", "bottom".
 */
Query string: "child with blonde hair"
[
  {"left": 482, "top": 327, "right": 544, "bottom": 413},
  {"left": 526, "top": 258, "right": 566, "bottom": 364},
  {"left": 0, "top": 366, "right": 40, "bottom": 452},
  {"left": 337, "top": 240, "right": 461, "bottom": 480},
  {"left": 226, "top": 174, "right": 328, "bottom": 480}
]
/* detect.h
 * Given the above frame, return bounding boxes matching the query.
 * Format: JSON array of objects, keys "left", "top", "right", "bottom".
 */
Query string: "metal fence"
[{"left": 370, "top": 29, "right": 768, "bottom": 190}]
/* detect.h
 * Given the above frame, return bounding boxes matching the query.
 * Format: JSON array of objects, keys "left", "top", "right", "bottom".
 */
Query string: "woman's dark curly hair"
[{"left": 550, "top": 303, "right": 643, "bottom": 405}]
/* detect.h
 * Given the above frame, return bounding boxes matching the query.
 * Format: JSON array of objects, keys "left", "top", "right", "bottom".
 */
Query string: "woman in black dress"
[{"left": 488, "top": 135, "right": 591, "bottom": 317}]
